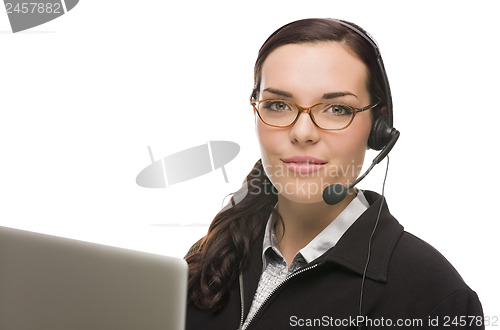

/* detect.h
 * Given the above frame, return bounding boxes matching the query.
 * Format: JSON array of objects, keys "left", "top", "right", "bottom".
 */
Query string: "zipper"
[
  {"left": 238, "top": 262, "right": 322, "bottom": 330},
  {"left": 238, "top": 273, "right": 245, "bottom": 330}
]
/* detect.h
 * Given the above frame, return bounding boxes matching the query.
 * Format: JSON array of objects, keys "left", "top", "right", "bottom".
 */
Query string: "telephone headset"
[
  {"left": 321, "top": 19, "right": 400, "bottom": 330},
  {"left": 322, "top": 19, "right": 400, "bottom": 206}
]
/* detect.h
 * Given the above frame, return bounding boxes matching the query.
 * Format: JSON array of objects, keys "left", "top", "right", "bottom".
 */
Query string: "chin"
[
  {"left": 280, "top": 192, "right": 325, "bottom": 205},
  {"left": 269, "top": 176, "right": 328, "bottom": 204}
]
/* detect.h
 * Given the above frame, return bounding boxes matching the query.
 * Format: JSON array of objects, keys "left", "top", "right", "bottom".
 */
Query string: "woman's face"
[{"left": 255, "top": 41, "right": 373, "bottom": 204}]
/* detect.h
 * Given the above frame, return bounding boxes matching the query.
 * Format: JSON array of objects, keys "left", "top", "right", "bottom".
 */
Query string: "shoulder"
[
  {"left": 390, "top": 231, "right": 468, "bottom": 290},
  {"left": 394, "top": 232, "right": 464, "bottom": 282},
  {"left": 386, "top": 231, "right": 483, "bottom": 319}
]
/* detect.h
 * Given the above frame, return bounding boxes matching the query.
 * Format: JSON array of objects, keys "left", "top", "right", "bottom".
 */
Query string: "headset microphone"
[{"left": 322, "top": 126, "right": 399, "bottom": 205}]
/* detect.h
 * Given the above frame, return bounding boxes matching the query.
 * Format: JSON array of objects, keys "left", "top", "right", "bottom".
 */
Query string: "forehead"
[{"left": 260, "top": 42, "right": 369, "bottom": 101}]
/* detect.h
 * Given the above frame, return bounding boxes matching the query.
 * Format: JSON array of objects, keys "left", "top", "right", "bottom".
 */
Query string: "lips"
[
  {"left": 281, "top": 156, "right": 327, "bottom": 175},
  {"left": 281, "top": 156, "right": 327, "bottom": 165}
]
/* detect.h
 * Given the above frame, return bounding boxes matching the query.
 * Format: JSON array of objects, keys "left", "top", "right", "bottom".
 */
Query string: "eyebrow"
[{"left": 262, "top": 88, "right": 358, "bottom": 100}]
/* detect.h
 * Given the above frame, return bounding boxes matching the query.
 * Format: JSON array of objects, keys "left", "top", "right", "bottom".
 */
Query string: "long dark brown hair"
[{"left": 185, "top": 18, "right": 389, "bottom": 312}]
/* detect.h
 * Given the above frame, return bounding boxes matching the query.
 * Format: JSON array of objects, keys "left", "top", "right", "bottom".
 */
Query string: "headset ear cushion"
[{"left": 368, "top": 116, "right": 393, "bottom": 150}]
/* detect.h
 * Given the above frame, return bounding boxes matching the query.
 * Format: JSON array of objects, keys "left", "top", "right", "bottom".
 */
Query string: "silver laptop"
[{"left": 0, "top": 226, "right": 187, "bottom": 330}]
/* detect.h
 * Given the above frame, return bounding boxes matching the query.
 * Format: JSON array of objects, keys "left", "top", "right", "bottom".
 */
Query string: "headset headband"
[{"left": 332, "top": 19, "right": 394, "bottom": 128}]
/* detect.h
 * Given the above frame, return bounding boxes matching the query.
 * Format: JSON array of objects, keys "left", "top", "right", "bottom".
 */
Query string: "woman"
[{"left": 185, "top": 18, "right": 483, "bottom": 329}]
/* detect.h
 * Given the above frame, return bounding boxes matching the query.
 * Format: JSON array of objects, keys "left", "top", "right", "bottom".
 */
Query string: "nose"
[{"left": 289, "top": 111, "right": 320, "bottom": 145}]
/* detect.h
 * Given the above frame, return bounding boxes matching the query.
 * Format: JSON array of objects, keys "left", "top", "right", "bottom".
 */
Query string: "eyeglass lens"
[{"left": 257, "top": 100, "right": 354, "bottom": 130}]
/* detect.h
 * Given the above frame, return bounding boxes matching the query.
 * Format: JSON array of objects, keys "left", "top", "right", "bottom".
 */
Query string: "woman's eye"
[
  {"left": 325, "top": 104, "right": 353, "bottom": 116},
  {"left": 263, "top": 101, "right": 291, "bottom": 112}
]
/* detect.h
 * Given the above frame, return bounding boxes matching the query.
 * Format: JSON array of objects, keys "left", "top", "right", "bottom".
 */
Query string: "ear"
[
  {"left": 250, "top": 98, "right": 258, "bottom": 116},
  {"left": 379, "top": 105, "right": 388, "bottom": 116}
]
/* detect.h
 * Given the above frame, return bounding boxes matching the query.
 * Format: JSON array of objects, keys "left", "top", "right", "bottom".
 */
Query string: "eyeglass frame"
[{"left": 250, "top": 98, "right": 381, "bottom": 131}]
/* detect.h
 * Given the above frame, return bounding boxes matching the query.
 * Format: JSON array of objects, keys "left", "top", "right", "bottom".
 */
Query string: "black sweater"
[{"left": 186, "top": 191, "right": 484, "bottom": 329}]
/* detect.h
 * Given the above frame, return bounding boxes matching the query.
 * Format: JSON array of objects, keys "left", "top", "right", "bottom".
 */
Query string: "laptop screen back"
[{"left": 0, "top": 226, "right": 187, "bottom": 330}]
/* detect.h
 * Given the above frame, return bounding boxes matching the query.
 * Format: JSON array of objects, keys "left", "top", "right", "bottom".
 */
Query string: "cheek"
[
  {"left": 255, "top": 119, "right": 292, "bottom": 182},
  {"left": 347, "top": 111, "right": 372, "bottom": 148},
  {"left": 255, "top": 120, "right": 278, "bottom": 163},
  {"left": 326, "top": 113, "right": 372, "bottom": 171}
]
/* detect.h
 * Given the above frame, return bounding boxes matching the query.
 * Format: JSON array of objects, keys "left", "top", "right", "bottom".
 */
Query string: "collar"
[
  {"left": 313, "top": 190, "right": 404, "bottom": 282},
  {"left": 261, "top": 189, "right": 370, "bottom": 269},
  {"left": 241, "top": 190, "right": 403, "bottom": 319}
]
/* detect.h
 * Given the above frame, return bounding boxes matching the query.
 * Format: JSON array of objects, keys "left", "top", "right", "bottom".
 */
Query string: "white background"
[{"left": 1, "top": 0, "right": 499, "bottom": 322}]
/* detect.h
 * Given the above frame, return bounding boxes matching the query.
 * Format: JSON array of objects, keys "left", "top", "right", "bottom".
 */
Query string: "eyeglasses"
[{"left": 251, "top": 99, "right": 380, "bottom": 130}]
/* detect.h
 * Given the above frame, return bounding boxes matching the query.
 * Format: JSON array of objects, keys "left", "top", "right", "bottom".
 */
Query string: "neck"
[{"left": 275, "top": 190, "right": 356, "bottom": 265}]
